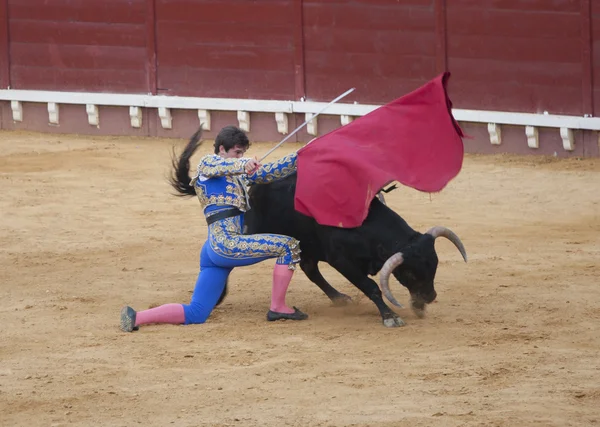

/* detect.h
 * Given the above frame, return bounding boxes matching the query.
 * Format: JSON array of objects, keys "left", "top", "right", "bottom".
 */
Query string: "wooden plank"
[
  {"left": 448, "top": 34, "right": 581, "bottom": 63},
  {"left": 10, "top": 43, "right": 147, "bottom": 70},
  {"left": 304, "top": 0, "right": 432, "bottom": 7},
  {"left": 10, "top": 66, "right": 147, "bottom": 92},
  {"left": 448, "top": 57, "right": 581, "bottom": 88},
  {"left": 9, "top": 21, "right": 146, "bottom": 47},
  {"left": 303, "top": 28, "right": 436, "bottom": 56},
  {"left": 303, "top": 3, "right": 435, "bottom": 31},
  {"left": 156, "top": 0, "right": 294, "bottom": 25},
  {"left": 156, "top": 21, "right": 292, "bottom": 48},
  {"left": 305, "top": 74, "right": 429, "bottom": 103},
  {"left": 592, "top": 5, "right": 600, "bottom": 115},
  {"left": 581, "top": 0, "right": 593, "bottom": 116},
  {"left": 0, "top": 0, "right": 9, "bottom": 89},
  {"left": 435, "top": 0, "right": 447, "bottom": 73},
  {"left": 9, "top": 0, "right": 146, "bottom": 24},
  {"left": 157, "top": 67, "right": 295, "bottom": 99},
  {"left": 146, "top": 0, "right": 157, "bottom": 95},
  {"left": 447, "top": 0, "right": 579, "bottom": 13},
  {"left": 157, "top": 45, "right": 294, "bottom": 72},
  {"left": 448, "top": 80, "right": 582, "bottom": 115},
  {"left": 447, "top": 7, "right": 580, "bottom": 38},
  {"left": 154, "top": 0, "right": 295, "bottom": 99},
  {"left": 305, "top": 51, "right": 436, "bottom": 79},
  {"left": 292, "top": 0, "right": 305, "bottom": 100}
]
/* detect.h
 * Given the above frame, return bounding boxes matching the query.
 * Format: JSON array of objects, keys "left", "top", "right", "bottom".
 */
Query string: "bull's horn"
[
  {"left": 379, "top": 253, "right": 405, "bottom": 308},
  {"left": 426, "top": 226, "right": 468, "bottom": 262}
]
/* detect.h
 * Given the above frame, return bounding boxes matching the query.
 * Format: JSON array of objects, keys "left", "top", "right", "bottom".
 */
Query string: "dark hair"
[{"left": 213, "top": 125, "right": 250, "bottom": 154}]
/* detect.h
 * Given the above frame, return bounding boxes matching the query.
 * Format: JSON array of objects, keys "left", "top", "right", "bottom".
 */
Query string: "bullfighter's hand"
[{"left": 245, "top": 157, "right": 261, "bottom": 174}]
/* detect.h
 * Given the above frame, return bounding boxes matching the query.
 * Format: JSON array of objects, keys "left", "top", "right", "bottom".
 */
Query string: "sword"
[{"left": 259, "top": 87, "right": 355, "bottom": 162}]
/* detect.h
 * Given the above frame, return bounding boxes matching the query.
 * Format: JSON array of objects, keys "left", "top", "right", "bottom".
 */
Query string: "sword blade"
[{"left": 259, "top": 87, "right": 355, "bottom": 162}]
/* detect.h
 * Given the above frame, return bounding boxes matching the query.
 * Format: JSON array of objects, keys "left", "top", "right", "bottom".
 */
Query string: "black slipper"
[
  {"left": 266, "top": 306, "right": 308, "bottom": 321},
  {"left": 120, "top": 306, "right": 138, "bottom": 332}
]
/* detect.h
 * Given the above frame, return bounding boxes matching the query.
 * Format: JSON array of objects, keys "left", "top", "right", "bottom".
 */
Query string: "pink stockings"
[
  {"left": 270, "top": 263, "right": 295, "bottom": 314},
  {"left": 135, "top": 303, "right": 185, "bottom": 326},
  {"left": 131, "top": 263, "right": 296, "bottom": 328}
]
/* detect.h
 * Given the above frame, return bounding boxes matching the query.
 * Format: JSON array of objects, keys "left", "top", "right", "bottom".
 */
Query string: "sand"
[{"left": 1, "top": 130, "right": 599, "bottom": 426}]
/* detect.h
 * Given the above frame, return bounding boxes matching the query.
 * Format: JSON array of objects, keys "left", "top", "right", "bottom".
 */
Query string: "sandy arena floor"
[{"left": 0, "top": 130, "right": 599, "bottom": 427}]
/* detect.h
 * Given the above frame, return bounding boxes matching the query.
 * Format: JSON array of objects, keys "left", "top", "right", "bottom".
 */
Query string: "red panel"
[
  {"left": 446, "top": 3, "right": 583, "bottom": 114},
  {"left": 154, "top": 0, "right": 295, "bottom": 99},
  {"left": 435, "top": 0, "right": 448, "bottom": 73},
  {"left": 582, "top": 0, "right": 593, "bottom": 116},
  {"left": 156, "top": 21, "right": 292, "bottom": 48},
  {"left": 303, "top": 1, "right": 437, "bottom": 103},
  {"left": 11, "top": 43, "right": 146, "bottom": 70},
  {"left": 9, "top": 0, "right": 146, "bottom": 24},
  {"left": 449, "top": 58, "right": 581, "bottom": 88},
  {"left": 306, "top": 52, "right": 436, "bottom": 80},
  {"left": 308, "top": 0, "right": 434, "bottom": 6},
  {"left": 303, "top": 2, "right": 435, "bottom": 31},
  {"left": 156, "top": 0, "right": 293, "bottom": 25},
  {"left": 447, "top": 8, "right": 580, "bottom": 38},
  {"left": 447, "top": 80, "right": 582, "bottom": 115},
  {"left": 292, "top": 0, "right": 305, "bottom": 100},
  {"left": 157, "top": 67, "right": 294, "bottom": 99},
  {"left": 303, "top": 28, "right": 435, "bottom": 56},
  {"left": 0, "top": 0, "right": 8, "bottom": 89},
  {"left": 145, "top": 0, "right": 157, "bottom": 94},
  {"left": 9, "top": 20, "right": 146, "bottom": 47},
  {"left": 305, "top": 75, "right": 431, "bottom": 105},
  {"left": 447, "top": 0, "right": 579, "bottom": 13},
  {"left": 10, "top": 65, "right": 147, "bottom": 93},
  {"left": 592, "top": 1, "right": 600, "bottom": 115},
  {"left": 156, "top": 45, "right": 292, "bottom": 72},
  {"left": 7, "top": 0, "right": 150, "bottom": 92},
  {"left": 448, "top": 35, "right": 580, "bottom": 64}
]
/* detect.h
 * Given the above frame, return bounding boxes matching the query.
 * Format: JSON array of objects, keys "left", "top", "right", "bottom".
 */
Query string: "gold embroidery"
[
  {"left": 247, "top": 153, "right": 298, "bottom": 185},
  {"left": 195, "top": 155, "right": 248, "bottom": 178},
  {"left": 208, "top": 216, "right": 301, "bottom": 268}
]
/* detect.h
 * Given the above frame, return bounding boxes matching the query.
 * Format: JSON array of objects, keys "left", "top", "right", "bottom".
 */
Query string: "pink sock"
[
  {"left": 270, "top": 264, "right": 295, "bottom": 314},
  {"left": 135, "top": 303, "right": 185, "bottom": 326}
]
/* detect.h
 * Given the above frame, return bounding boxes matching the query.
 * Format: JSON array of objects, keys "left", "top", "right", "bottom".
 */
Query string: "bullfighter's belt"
[{"left": 205, "top": 208, "right": 243, "bottom": 226}]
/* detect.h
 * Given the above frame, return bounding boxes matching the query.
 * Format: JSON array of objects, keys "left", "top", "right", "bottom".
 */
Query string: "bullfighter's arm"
[
  {"left": 246, "top": 153, "right": 298, "bottom": 185},
  {"left": 195, "top": 154, "right": 251, "bottom": 178}
]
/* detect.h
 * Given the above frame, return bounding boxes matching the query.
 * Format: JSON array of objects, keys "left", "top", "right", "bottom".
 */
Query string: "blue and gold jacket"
[{"left": 190, "top": 152, "right": 297, "bottom": 217}]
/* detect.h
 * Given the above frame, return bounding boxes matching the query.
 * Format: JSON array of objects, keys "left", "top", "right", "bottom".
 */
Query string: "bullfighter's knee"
[{"left": 182, "top": 303, "right": 211, "bottom": 325}]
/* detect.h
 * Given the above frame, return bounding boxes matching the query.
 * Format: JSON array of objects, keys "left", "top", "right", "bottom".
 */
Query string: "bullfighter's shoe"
[
  {"left": 120, "top": 306, "right": 139, "bottom": 332},
  {"left": 266, "top": 306, "right": 308, "bottom": 322}
]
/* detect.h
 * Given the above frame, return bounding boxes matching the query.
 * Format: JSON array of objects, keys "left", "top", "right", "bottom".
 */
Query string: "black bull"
[
  {"left": 241, "top": 173, "right": 468, "bottom": 327},
  {"left": 169, "top": 128, "right": 467, "bottom": 327}
]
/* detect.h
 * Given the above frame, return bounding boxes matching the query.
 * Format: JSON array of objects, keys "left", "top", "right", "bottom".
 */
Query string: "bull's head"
[{"left": 379, "top": 226, "right": 467, "bottom": 317}]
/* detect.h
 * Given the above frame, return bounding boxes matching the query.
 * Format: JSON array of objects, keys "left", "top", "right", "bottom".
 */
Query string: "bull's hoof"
[
  {"left": 331, "top": 293, "right": 353, "bottom": 307},
  {"left": 410, "top": 300, "right": 426, "bottom": 318},
  {"left": 412, "top": 307, "right": 426, "bottom": 318},
  {"left": 383, "top": 316, "right": 406, "bottom": 328}
]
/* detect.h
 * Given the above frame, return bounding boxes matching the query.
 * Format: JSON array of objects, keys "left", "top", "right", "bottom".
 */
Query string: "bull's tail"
[{"left": 169, "top": 126, "right": 205, "bottom": 197}]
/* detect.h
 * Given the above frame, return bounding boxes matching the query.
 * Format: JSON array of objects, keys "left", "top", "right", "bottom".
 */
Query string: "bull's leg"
[
  {"left": 328, "top": 259, "right": 405, "bottom": 327},
  {"left": 215, "top": 278, "right": 228, "bottom": 307},
  {"left": 300, "top": 258, "right": 352, "bottom": 306}
]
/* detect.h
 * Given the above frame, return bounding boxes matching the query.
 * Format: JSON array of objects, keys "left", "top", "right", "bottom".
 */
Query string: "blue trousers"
[{"left": 182, "top": 215, "right": 301, "bottom": 324}]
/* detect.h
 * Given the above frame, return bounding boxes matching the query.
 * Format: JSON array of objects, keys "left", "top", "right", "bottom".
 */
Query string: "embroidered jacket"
[{"left": 190, "top": 152, "right": 297, "bottom": 216}]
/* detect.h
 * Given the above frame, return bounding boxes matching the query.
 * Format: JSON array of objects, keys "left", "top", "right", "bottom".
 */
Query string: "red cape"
[{"left": 294, "top": 72, "right": 464, "bottom": 228}]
